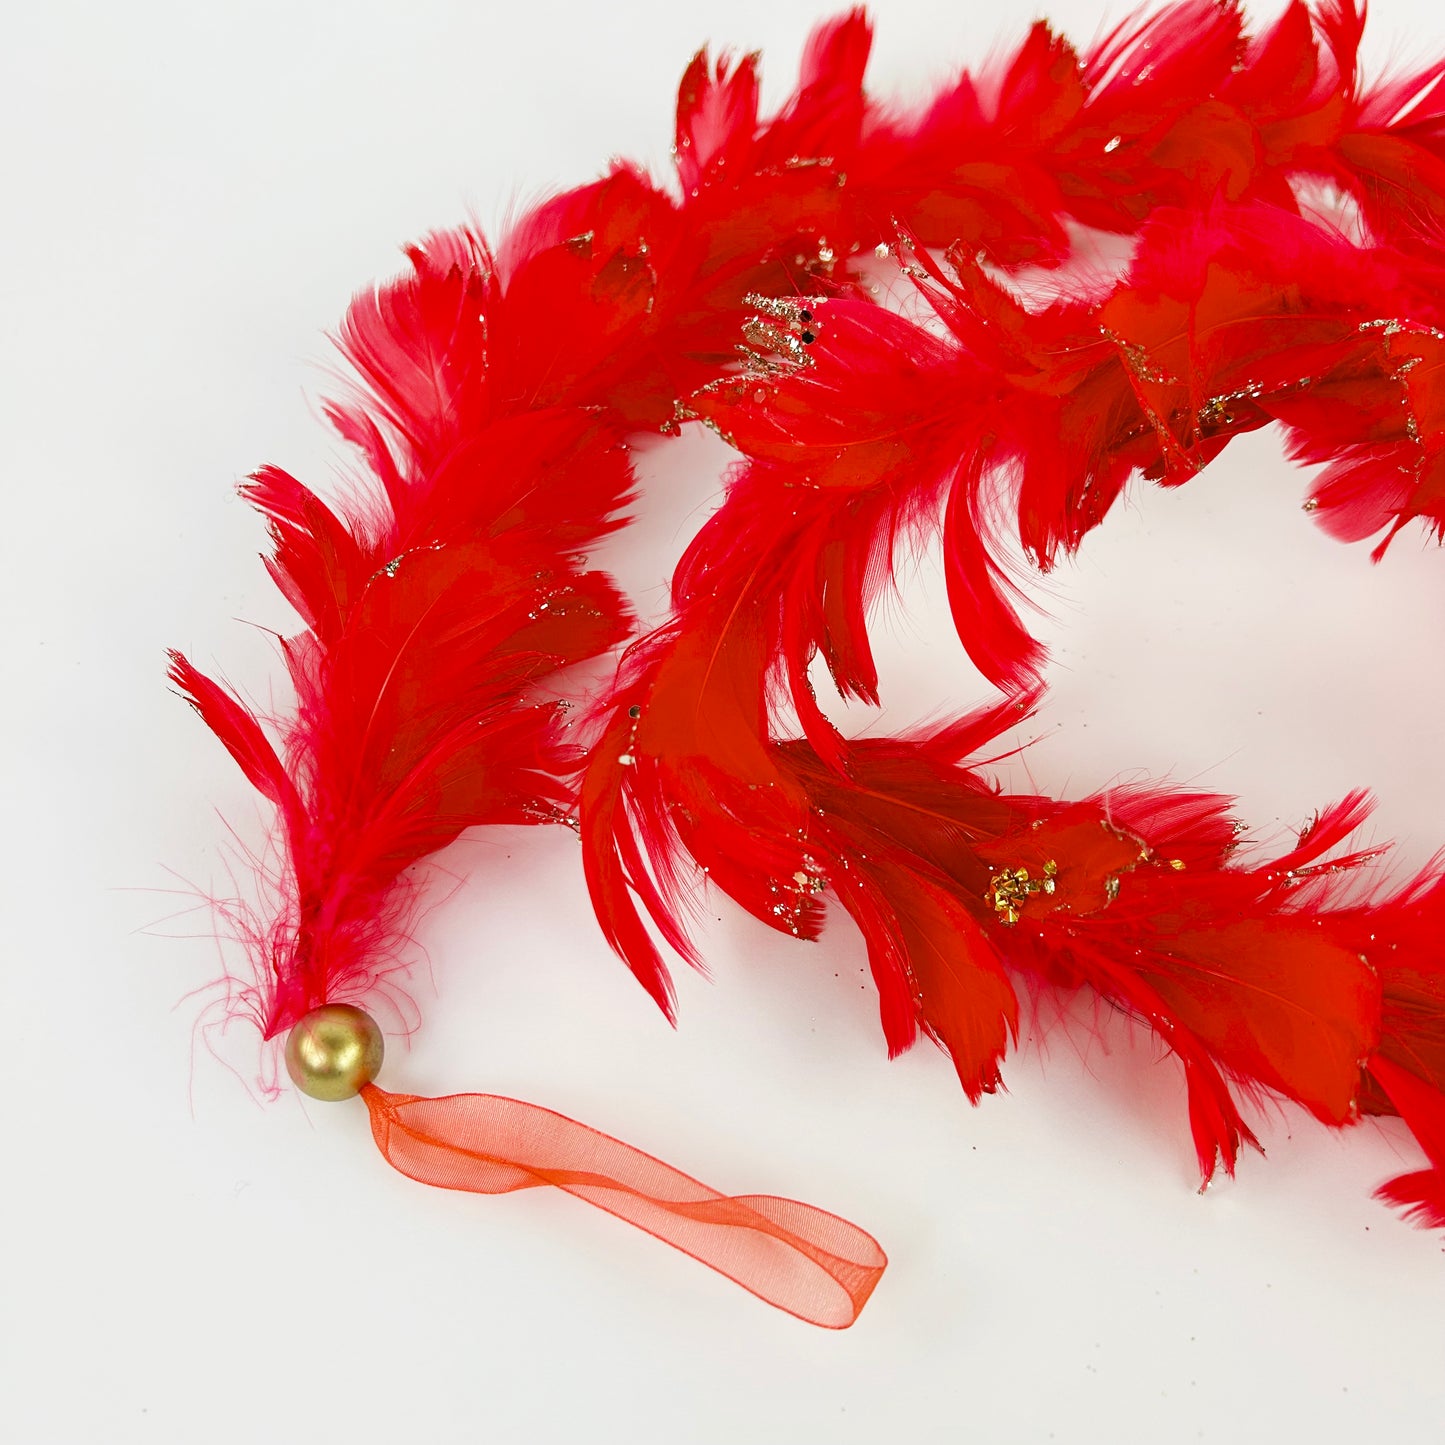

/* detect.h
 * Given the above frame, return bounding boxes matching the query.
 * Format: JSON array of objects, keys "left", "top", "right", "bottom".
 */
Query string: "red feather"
[
  {"left": 174, "top": 231, "right": 640, "bottom": 1036},
  {"left": 1370, "top": 1061, "right": 1445, "bottom": 1227}
]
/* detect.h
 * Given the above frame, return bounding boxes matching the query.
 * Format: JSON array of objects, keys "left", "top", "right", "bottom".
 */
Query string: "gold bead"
[{"left": 284, "top": 1004, "right": 384, "bottom": 1101}]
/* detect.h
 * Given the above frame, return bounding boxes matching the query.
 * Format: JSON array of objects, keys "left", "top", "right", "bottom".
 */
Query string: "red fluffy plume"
[{"left": 170, "top": 233, "right": 636, "bottom": 1037}]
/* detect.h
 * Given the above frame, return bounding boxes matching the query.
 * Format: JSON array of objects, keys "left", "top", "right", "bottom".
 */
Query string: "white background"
[{"left": 4, "top": 2, "right": 1444, "bottom": 1441}]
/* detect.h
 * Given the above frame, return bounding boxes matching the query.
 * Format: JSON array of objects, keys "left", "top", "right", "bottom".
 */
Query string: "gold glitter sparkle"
[{"left": 986, "top": 859, "right": 1058, "bottom": 925}]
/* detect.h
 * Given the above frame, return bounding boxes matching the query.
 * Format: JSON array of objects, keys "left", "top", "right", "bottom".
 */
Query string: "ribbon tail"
[{"left": 359, "top": 1085, "right": 886, "bottom": 1327}]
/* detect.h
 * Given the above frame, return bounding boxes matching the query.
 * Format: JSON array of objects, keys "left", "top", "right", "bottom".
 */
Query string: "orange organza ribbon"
[{"left": 360, "top": 1085, "right": 885, "bottom": 1327}]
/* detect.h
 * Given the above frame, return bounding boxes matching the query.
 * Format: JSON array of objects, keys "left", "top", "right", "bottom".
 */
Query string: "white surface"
[{"left": 3, "top": 2, "right": 1444, "bottom": 1441}]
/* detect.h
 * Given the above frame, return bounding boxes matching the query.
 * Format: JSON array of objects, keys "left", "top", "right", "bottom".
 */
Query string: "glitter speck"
[{"left": 987, "top": 859, "right": 1058, "bottom": 925}]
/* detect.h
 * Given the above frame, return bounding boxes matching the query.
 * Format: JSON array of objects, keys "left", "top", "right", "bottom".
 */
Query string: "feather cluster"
[{"left": 177, "top": 3, "right": 1445, "bottom": 1228}]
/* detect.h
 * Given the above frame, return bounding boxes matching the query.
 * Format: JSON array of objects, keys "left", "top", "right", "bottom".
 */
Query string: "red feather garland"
[
  {"left": 577, "top": 2, "right": 1445, "bottom": 1221},
  {"left": 177, "top": 0, "right": 1445, "bottom": 1318}
]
